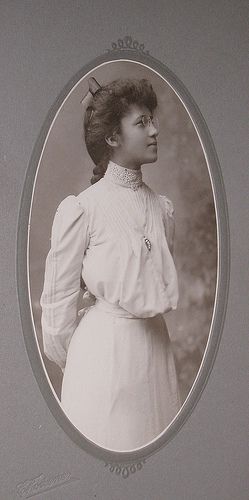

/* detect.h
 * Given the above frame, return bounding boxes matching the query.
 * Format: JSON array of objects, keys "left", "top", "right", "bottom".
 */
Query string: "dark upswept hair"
[{"left": 84, "top": 78, "right": 158, "bottom": 184}]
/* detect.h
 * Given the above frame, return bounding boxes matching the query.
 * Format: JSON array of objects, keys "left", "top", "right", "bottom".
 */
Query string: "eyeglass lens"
[{"left": 142, "top": 115, "right": 159, "bottom": 130}]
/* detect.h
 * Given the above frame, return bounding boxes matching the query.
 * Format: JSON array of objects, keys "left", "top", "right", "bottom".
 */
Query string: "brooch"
[{"left": 144, "top": 236, "right": 151, "bottom": 251}]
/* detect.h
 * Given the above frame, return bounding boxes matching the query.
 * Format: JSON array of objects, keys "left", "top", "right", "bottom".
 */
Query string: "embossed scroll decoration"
[
  {"left": 107, "top": 35, "right": 149, "bottom": 55},
  {"left": 104, "top": 460, "right": 146, "bottom": 479}
]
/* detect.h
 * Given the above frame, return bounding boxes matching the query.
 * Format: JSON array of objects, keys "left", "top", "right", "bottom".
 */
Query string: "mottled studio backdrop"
[{"left": 28, "top": 60, "right": 217, "bottom": 405}]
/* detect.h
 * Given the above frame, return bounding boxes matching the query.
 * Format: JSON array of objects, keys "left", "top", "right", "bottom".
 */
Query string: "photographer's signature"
[{"left": 16, "top": 472, "right": 79, "bottom": 498}]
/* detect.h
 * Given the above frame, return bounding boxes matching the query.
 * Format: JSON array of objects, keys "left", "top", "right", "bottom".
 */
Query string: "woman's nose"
[{"left": 148, "top": 122, "right": 159, "bottom": 136}]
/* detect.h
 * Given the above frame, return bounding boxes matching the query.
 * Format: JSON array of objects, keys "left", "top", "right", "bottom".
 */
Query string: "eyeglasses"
[{"left": 139, "top": 115, "right": 159, "bottom": 131}]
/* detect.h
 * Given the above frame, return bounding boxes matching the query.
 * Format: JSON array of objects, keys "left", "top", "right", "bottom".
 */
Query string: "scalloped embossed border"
[{"left": 17, "top": 47, "right": 230, "bottom": 467}]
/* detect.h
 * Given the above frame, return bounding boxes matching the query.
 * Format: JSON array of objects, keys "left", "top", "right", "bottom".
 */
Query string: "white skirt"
[{"left": 61, "top": 299, "right": 181, "bottom": 451}]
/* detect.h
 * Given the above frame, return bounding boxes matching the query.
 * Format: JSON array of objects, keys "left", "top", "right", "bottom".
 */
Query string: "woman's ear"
[{"left": 105, "top": 132, "right": 120, "bottom": 148}]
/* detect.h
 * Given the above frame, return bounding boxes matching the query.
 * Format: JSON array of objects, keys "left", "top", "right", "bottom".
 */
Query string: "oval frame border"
[{"left": 16, "top": 48, "right": 230, "bottom": 463}]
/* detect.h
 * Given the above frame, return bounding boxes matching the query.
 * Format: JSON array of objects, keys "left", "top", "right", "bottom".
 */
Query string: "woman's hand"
[{"left": 78, "top": 288, "right": 96, "bottom": 318}]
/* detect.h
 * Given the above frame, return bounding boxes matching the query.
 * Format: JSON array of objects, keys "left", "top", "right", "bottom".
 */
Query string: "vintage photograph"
[{"left": 28, "top": 59, "right": 217, "bottom": 452}]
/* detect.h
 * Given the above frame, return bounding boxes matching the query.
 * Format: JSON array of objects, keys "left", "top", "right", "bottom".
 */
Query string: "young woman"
[{"left": 40, "top": 76, "right": 181, "bottom": 451}]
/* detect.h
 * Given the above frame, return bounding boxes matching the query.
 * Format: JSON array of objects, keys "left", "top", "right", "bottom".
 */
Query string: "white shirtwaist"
[{"left": 40, "top": 161, "right": 181, "bottom": 451}]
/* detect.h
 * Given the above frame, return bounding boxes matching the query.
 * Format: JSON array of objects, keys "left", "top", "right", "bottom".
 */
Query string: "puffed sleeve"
[
  {"left": 40, "top": 195, "right": 89, "bottom": 370},
  {"left": 159, "top": 195, "right": 175, "bottom": 255}
]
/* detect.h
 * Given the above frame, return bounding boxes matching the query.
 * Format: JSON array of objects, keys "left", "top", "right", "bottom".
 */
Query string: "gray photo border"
[{"left": 16, "top": 46, "right": 230, "bottom": 464}]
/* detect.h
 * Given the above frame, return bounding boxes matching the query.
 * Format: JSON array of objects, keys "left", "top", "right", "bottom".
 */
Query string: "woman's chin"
[{"left": 145, "top": 152, "right": 158, "bottom": 164}]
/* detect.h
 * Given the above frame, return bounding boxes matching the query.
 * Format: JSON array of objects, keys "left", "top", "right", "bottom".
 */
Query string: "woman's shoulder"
[
  {"left": 141, "top": 183, "right": 174, "bottom": 217},
  {"left": 158, "top": 194, "right": 175, "bottom": 218},
  {"left": 51, "top": 195, "right": 86, "bottom": 238},
  {"left": 56, "top": 180, "right": 104, "bottom": 213},
  {"left": 55, "top": 194, "right": 84, "bottom": 220},
  {"left": 77, "top": 178, "right": 106, "bottom": 204}
]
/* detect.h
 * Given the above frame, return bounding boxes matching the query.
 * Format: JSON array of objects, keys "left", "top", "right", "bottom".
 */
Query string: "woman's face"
[{"left": 110, "top": 104, "right": 159, "bottom": 169}]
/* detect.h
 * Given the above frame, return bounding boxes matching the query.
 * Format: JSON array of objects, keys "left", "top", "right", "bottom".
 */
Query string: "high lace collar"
[{"left": 104, "top": 161, "right": 143, "bottom": 191}]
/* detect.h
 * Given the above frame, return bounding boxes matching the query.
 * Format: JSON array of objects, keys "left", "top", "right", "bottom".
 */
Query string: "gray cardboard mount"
[{"left": 1, "top": 1, "right": 248, "bottom": 499}]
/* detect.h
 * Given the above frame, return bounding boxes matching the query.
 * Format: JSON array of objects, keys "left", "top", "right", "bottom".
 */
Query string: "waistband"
[{"left": 94, "top": 298, "right": 138, "bottom": 319}]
